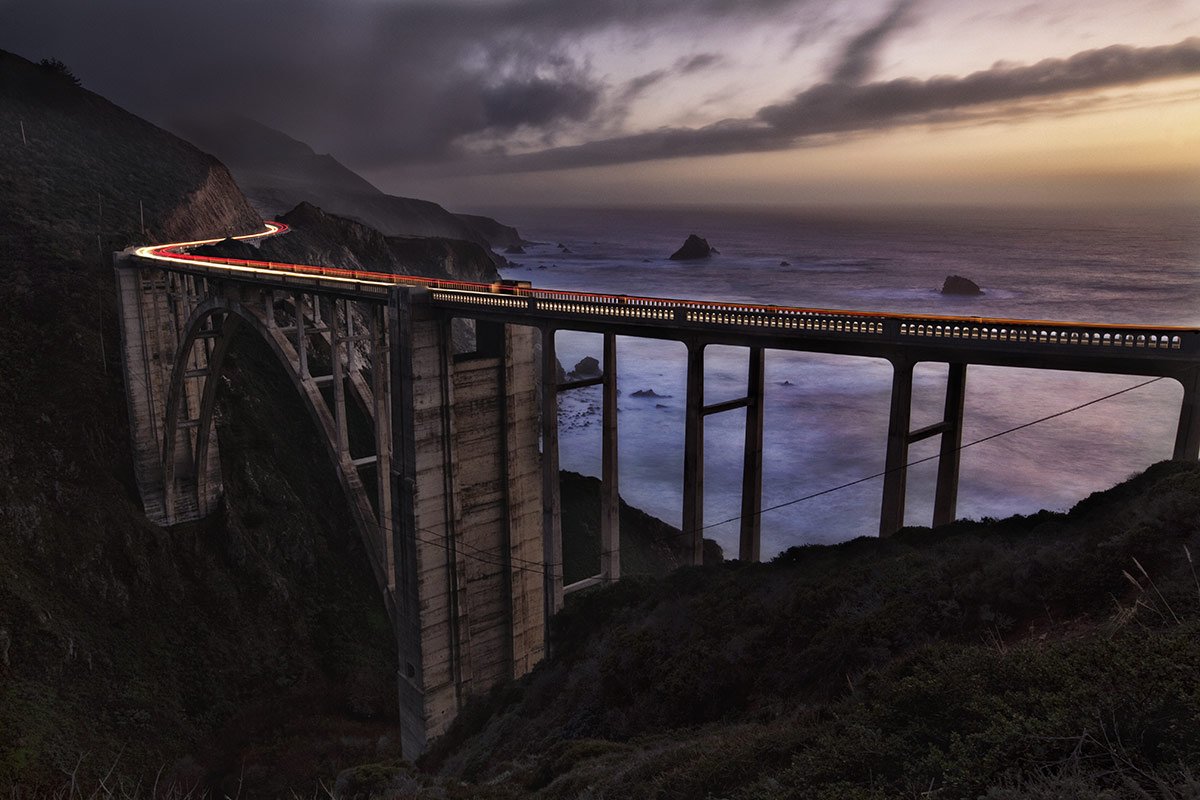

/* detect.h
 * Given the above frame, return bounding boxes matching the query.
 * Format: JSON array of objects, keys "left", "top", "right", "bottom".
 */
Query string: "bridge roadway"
[
  {"left": 136, "top": 221, "right": 1200, "bottom": 548},
  {"left": 123, "top": 221, "right": 1200, "bottom": 753}
]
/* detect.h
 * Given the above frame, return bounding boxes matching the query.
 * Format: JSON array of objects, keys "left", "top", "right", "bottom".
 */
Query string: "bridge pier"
[
  {"left": 540, "top": 328, "right": 565, "bottom": 633},
  {"left": 739, "top": 347, "right": 765, "bottom": 563},
  {"left": 933, "top": 362, "right": 967, "bottom": 527},
  {"left": 1174, "top": 368, "right": 1200, "bottom": 460},
  {"left": 879, "top": 359, "right": 914, "bottom": 536},
  {"left": 683, "top": 342, "right": 705, "bottom": 565},
  {"left": 880, "top": 361, "right": 969, "bottom": 535},
  {"left": 600, "top": 332, "right": 620, "bottom": 583}
]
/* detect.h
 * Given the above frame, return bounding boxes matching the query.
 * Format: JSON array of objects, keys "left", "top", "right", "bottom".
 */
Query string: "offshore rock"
[
  {"left": 572, "top": 356, "right": 601, "bottom": 377},
  {"left": 669, "top": 234, "right": 714, "bottom": 260},
  {"left": 941, "top": 275, "right": 983, "bottom": 295}
]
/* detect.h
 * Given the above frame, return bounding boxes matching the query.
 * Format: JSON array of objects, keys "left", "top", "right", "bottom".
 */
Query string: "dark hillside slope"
[
  {"left": 0, "top": 51, "right": 398, "bottom": 791},
  {"left": 409, "top": 461, "right": 1200, "bottom": 798},
  {"left": 0, "top": 51, "right": 261, "bottom": 253},
  {"left": 559, "top": 471, "right": 722, "bottom": 584},
  {"left": 173, "top": 114, "right": 517, "bottom": 258},
  {"left": 261, "top": 201, "right": 500, "bottom": 284}
]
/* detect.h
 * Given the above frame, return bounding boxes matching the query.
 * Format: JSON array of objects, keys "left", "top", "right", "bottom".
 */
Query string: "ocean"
[{"left": 478, "top": 204, "right": 1200, "bottom": 559}]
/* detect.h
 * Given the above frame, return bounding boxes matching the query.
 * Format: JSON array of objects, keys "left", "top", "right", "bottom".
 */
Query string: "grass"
[{"left": 410, "top": 461, "right": 1200, "bottom": 798}]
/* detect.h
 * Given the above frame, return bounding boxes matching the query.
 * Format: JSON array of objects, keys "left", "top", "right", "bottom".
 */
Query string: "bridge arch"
[{"left": 157, "top": 292, "right": 394, "bottom": 599}]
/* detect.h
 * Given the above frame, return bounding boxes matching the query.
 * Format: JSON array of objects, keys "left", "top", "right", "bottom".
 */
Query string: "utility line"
[
  {"left": 406, "top": 372, "right": 1172, "bottom": 580},
  {"left": 581, "top": 373, "right": 1172, "bottom": 563},
  {"left": 696, "top": 374, "right": 1169, "bottom": 533}
]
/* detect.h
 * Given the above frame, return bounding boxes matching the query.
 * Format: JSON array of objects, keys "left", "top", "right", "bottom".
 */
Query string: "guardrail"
[{"left": 131, "top": 222, "right": 1199, "bottom": 356}]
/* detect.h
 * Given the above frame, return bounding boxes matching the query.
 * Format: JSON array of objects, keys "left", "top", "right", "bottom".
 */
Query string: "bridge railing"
[
  {"left": 138, "top": 244, "right": 1200, "bottom": 357},
  {"left": 429, "top": 286, "right": 1197, "bottom": 355}
]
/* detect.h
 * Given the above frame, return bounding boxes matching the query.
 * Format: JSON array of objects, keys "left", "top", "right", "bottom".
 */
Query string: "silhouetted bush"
[{"left": 37, "top": 57, "right": 80, "bottom": 85}]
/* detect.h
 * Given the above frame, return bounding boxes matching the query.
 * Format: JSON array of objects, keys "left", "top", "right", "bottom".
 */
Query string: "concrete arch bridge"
[{"left": 114, "top": 223, "right": 1200, "bottom": 755}]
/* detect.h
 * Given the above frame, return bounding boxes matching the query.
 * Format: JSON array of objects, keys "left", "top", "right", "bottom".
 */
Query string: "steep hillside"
[
  {"left": 0, "top": 51, "right": 398, "bottom": 792},
  {"left": 454, "top": 214, "right": 526, "bottom": 249},
  {"left": 365, "top": 461, "right": 1200, "bottom": 799},
  {"left": 262, "top": 202, "right": 500, "bottom": 284},
  {"left": 559, "top": 471, "right": 722, "bottom": 584},
  {"left": 0, "top": 52, "right": 261, "bottom": 253},
  {"left": 173, "top": 114, "right": 520, "bottom": 258}
]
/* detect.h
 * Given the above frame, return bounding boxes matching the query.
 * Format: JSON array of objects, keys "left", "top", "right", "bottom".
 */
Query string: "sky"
[{"left": 4, "top": 0, "right": 1200, "bottom": 209}]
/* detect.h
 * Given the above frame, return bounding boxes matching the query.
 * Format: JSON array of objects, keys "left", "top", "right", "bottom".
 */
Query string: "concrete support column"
[
  {"left": 540, "top": 328, "right": 564, "bottom": 627},
  {"left": 683, "top": 342, "right": 705, "bottom": 565},
  {"left": 331, "top": 299, "right": 349, "bottom": 458},
  {"left": 1174, "top": 367, "right": 1200, "bottom": 460},
  {"left": 932, "top": 362, "right": 967, "bottom": 527},
  {"left": 879, "top": 359, "right": 914, "bottom": 536},
  {"left": 386, "top": 287, "right": 427, "bottom": 760},
  {"left": 739, "top": 347, "right": 765, "bottom": 562},
  {"left": 600, "top": 332, "right": 620, "bottom": 582},
  {"left": 372, "top": 305, "right": 396, "bottom": 591},
  {"left": 346, "top": 300, "right": 358, "bottom": 372},
  {"left": 295, "top": 292, "right": 308, "bottom": 377}
]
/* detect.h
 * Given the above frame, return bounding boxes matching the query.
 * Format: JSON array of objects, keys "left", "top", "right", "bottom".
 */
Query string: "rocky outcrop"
[
  {"left": 193, "top": 236, "right": 261, "bottom": 261},
  {"left": 571, "top": 356, "right": 601, "bottom": 377},
  {"left": 941, "top": 275, "right": 983, "bottom": 295},
  {"left": 669, "top": 234, "right": 714, "bottom": 261},
  {"left": 455, "top": 214, "right": 525, "bottom": 249},
  {"left": 156, "top": 164, "right": 263, "bottom": 244},
  {"left": 259, "top": 202, "right": 500, "bottom": 284}
]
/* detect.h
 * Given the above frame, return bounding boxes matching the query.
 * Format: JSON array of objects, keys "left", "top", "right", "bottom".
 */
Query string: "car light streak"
[{"left": 131, "top": 222, "right": 1199, "bottom": 335}]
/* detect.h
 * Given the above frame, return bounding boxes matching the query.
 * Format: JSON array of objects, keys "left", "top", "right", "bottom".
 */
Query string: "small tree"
[{"left": 38, "top": 58, "right": 81, "bottom": 86}]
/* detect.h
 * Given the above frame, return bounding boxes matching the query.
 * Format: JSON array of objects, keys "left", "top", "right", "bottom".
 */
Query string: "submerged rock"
[
  {"left": 504, "top": 244, "right": 526, "bottom": 255},
  {"left": 669, "top": 234, "right": 714, "bottom": 261},
  {"left": 941, "top": 275, "right": 983, "bottom": 296}
]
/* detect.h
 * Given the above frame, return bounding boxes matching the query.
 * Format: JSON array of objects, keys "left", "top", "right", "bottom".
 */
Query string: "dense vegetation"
[{"left": 333, "top": 461, "right": 1200, "bottom": 799}]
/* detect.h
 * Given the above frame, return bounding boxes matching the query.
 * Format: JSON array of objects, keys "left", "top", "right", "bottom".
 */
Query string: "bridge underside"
[{"left": 114, "top": 257, "right": 545, "bottom": 756}]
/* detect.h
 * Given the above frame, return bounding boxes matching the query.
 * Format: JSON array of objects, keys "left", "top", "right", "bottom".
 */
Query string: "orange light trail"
[{"left": 134, "top": 222, "right": 1199, "bottom": 334}]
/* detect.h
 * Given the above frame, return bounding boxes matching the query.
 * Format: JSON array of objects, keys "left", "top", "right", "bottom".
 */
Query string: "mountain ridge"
[{"left": 171, "top": 113, "right": 522, "bottom": 258}]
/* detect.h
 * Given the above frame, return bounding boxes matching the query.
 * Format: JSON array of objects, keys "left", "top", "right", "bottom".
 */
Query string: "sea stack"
[
  {"left": 941, "top": 275, "right": 983, "bottom": 296},
  {"left": 572, "top": 356, "right": 601, "bottom": 377},
  {"left": 669, "top": 234, "right": 714, "bottom": 260}
]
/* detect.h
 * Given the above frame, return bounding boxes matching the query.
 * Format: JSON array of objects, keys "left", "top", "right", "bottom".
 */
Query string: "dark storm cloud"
[
  {"left": 480, "top": 76, "right": 601, "bottom": 130},
  {"left": 760, "top": 36, "right": 1200, "bottom": 131},
  {"left": 828, "top": 0, "right": 918, "bottom": 84},
  {"left": 2, "top": 0, "right": 810, "bottom": 166},
  {"left": 476, "top": 37, "right": 1200, "bottom": 173}
]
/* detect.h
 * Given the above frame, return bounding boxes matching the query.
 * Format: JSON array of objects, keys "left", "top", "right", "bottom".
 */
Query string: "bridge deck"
[{"left": 131, "top": 222, "right": 1200, "bottom": 379}]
